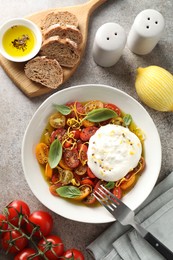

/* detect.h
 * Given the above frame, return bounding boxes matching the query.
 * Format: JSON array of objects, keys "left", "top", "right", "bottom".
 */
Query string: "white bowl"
[
  {"left": 22, "top": 84, "right": 162, "bottom": 223},
  {"left": 0, "top": 18, "right": 42, "bottom": 62}
]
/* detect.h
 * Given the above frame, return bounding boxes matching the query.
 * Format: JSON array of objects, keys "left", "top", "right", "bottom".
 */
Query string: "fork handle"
[{"left": 144, "top": 232, "right": 173, "bottom": 259}]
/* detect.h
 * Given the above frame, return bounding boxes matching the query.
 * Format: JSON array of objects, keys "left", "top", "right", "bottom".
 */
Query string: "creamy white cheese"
[{"left": 87, "top": 124, "right": 142, "bottom": 181}]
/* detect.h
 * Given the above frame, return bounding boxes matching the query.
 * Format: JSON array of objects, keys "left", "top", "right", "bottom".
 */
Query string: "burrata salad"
[{"left": 35, "top": 100, "right": 145, "bottom": 205}]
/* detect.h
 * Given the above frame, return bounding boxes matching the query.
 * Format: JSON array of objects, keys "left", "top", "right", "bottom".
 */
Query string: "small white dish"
[
  {"left": 0, "top": 18, "right": 42, "bottom": 62},
  {"left": 22, "top": 84, "right": 162, "bottom": 223}
]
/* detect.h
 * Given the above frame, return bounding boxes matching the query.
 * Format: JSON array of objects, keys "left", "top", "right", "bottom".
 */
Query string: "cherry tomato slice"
[
  {"left": 66, "top": 101, "right": 85, "bottom": 118},
  {"left": 80, "top": 126, "right": 98, "bottom": 141},
  {"left": 38, "top": 235, "right": 64, "bottom": 259},
  {"left": 81, "top": 178, "right": 95, "bottom": 187},
  {"left": 87, "top": 167, "right": 96, "bottom": 178},
  {"left": 84, "top": 100, "right": 104, "bottom": 113},
  {"left": 83, "top": 193, "right": 97, "bottom": 205},
  {"left": 112, "top": 186, "right": 122, "bottom": 199},
  {"left": 14, "top": 248, "right": 40, "bottom": 260},
  {"left": 78, "top": 143, "right": 88, "bottom": 164},
  {"left": 49, "top": 112, "right": 66, "bottom": 128},
  {"left": 50, "top": 128, "right": 66, "bottom": 143},
  {"left": 35, "top": 143, "right": 49, "bottom": 164},
  {"left": 63, "top": 148, "right": 80, "bottom": 169},
  {"left": 104, "top": 103, "right": 121, "bottom": 116},
  {"left": 49, "top": 183, "right": 62, "bottom": 196}
]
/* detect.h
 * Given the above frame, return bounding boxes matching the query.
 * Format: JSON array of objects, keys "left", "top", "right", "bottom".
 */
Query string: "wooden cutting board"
[{"left": 0, "top": 0, "right": 108, "bottom": 98}]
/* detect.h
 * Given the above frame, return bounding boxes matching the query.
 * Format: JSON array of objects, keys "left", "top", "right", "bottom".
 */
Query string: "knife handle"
[{"left": 144, "top": 232, "right": 173, "bottom": 259}]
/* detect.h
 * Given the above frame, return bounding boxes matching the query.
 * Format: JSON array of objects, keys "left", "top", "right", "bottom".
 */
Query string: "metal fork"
[{"left": 94, "top": 185, "right": 173, "bottom": 260}]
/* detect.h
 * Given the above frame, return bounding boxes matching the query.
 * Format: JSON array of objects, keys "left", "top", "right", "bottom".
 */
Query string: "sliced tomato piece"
[
  {"left": 49, "top": 183, "right": 62, "bottom": 196},
  {"left": 63, "top": 149, "right": 80, "bottom": 169},
  {"left": 83, "top": 193, "right": 97, "bottom": 205},
  {"left": 104, "top": 103, "right": 121, "bottom": 116},
  {"left": 120, "top": 174, "right": 136, "bottom": 191},
  {"left": 80, "top": 126, "right": 98, "bottom": 141},
  {"left": 112, "top": 186, "right": 122, "bottom": 199},
  {"left": 75, "top": 165, "right": 87, "bottom": 175},
  {"left": 87, "top": 167, "right": 96, "bottom": 178},
  {"left": 66, "top": 101, "right": 85, "bottom": 117},
  {"left": 50, "top": 128, "right": 66, "bottom": 143},
  {"left": 70, "top": 129, "right": 81, "bottom": 139},
  {"left": 78, "top": 143, "right": 88, "bottom": 164},
  {"left": 49, "top": 112, "right": 66, "bottom": 128},
  {"left": 35, "top": 143, "right": 49, "bottom": 164},
  {"left": 84, "top": 100, "right": 104, "bottom": 113},
  {"left": 81, "top": 178, "right": 95, "bottom": 187}
]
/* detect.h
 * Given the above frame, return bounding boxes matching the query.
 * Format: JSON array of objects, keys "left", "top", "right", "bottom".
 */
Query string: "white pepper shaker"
[
  {"left": 127, "top": 9, "right": 165, "bottom": 55},
  {"left": 92, "top": 23, "right": 127, "bottom": 67}
]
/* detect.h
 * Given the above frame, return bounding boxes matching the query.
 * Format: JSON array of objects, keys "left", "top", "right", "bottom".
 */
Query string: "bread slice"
[
  {"left": 24, "top": 56, "right": 63, "bottom": 89},
  {"left": 41, "top": 11, "right": 79, "bottom": 31},
  {"left": 40, "top": 36, "right": 80, "bottom": 68},
  {"left": 43, "top": 24, "right": 83, "bottom": 46}
]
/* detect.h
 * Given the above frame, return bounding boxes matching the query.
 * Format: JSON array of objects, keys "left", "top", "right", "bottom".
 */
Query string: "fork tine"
[
  {"left": 100, "top": 185, "right": 121, "bottom": 206},
  {"left": 94, "top": 191, "right": 115, "bottom": 214}
]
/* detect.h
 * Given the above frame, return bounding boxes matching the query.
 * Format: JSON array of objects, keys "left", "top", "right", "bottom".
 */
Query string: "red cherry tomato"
[
  {"left": 81, "top": 178, "right": 95, "bottom": 187},
  {"left": 14, "top": 248, "right": 40, "bottom": 260},
  {"left": 7, "top": 200, "right": 30, "bottom": 226},
  {"left": 83, "top": 193, "right": 96, "bottom": 205},
  {"left": 62, "top": 248, "right": 84, "bottom": 260},
  {"left": 112, "top": 186, "right": 122, "bottom": 199},
  {"left": 50, "top": 128, "right": 66, "bottom": 143},
  {"left": 63, "top": 148, "right": 80, "bottom": 169},
  {"left": 71, "top": 129, "right": 81, "bottom": 139},
  {"left": 2, "top": 229, "right": 28, "bottom": 254},
  {"left": 87, "top": 167, "right": 96, "bottom": 178},
  {"left": 38, "top": 235, "right": 64, "bottom": 259},
  {"left": 66, "top": 101, "right": 84, "bottom": 118},
  {"left": 49, "top": 183, "right": 62, "bottom": 196},
  {"left": 26, "top": 211, "right": 53, "bottom": 238},
  {"left": 104, "top": 103, "right": 121, "bottom": 116},
  {"left": 80, "top": 126, "right": 98, "bottom": 141},
  {"left": 0, "top": 214, "right": 8, "bottom": 231},
  {"left": 78, "top": 143, "right": 88, "bottom": 164}
]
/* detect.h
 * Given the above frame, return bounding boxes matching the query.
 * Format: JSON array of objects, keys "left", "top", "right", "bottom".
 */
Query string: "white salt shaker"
[
  {"left": 127, "top": 9, "right": 165, "bottom": 55},
  {"left": 92, "top": 23, "right": 127, "bottom": 67}
]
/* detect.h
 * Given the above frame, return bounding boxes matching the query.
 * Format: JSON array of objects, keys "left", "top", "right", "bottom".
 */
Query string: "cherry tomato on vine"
[
  {"left": 62, "top": 248, "right": 85, "bottom": 260},
  {"left": 6, "top": 200, "right": 30, "bottom": 226},
  {"left": 1, "top": 229, "right": 28, "bottom": 254},
  {"left": 38, "top": 235, "right": 64, "bottom": 259},
  {"left": 14, "top": 248, "right": 40, "bottom": 260},
  {"left": 26, "top": 211, "right": 53, "bottom": 238},
  {"left": 0, "top": 214, "right": 8, "bottom": 231},
  {"left": 80, "top": 126, "right": 98, "bottom": 141}
]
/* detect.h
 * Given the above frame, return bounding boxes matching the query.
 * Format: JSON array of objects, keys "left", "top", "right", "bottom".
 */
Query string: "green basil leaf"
[
  {"left": 83, "top": 108, "right": 117, "bottom": 122},
  {"left": 105, "top": 181, "right": 115, "bottom": 190},
  {"left": 123, "top": 114, "right": 132, "bottom": 127},
  {"left": 56, "top": 186, "right": 81, "bottom": 198},
  {"left": 53, "top": 104, "right": 71, "bottom": 115},
  {"left": 48, "top": 139, "right": 62, "bottom": 169}
]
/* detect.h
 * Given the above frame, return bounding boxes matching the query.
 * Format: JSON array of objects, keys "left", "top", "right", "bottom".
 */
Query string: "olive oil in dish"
[{"left": 2, "top": 25, "right": 36, "bottom": 57}]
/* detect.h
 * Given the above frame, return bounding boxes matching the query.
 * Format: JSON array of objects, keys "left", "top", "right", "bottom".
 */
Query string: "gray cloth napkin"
[{"left": 87, "top": 171, "right": 173, "bottom": 260}]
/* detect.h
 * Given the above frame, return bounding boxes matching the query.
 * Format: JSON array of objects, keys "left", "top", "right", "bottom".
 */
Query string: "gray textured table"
[{"left": 0, "top": 0, "right": 172, "bottom": 259}]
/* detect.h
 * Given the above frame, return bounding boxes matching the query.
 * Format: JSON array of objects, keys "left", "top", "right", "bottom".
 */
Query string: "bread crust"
[
  {"left": 43, "top": 23, "right": 83, "bottom": 46},
  {"left": 40, "top": 36, "right": 80, "bottom": 68},
  {"left": 24, "top": 56, "right": 63, "bottom": 89},
  {"left": 41, "top": 11, "right": 79, "bottom": 31}
]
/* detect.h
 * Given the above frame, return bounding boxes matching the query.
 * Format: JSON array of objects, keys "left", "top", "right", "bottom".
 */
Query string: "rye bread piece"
[
  {"left": 24, "top": 56, "right": 63, "bottom": 89},
  {"left": 43, "top": 24, "right": 83, "bottom": 46},
  {"left": 41, "top": 11, "right": 79, "bottom": 31},
  {"left": 40, "top": 36, "right": 80, "bottom": 68}
]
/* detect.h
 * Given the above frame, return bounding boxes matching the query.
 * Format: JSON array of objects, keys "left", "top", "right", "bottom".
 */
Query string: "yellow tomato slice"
[
  {"left": 45, "top": 163, "right": 53, "bottom": 179},
  {"left": 120, "top": 175, "right": 136, "bottom": 190},
  {"left": 35, "top": 143, "right": 49, "bottom": 164}
]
